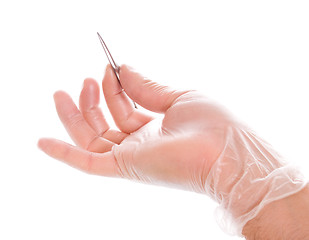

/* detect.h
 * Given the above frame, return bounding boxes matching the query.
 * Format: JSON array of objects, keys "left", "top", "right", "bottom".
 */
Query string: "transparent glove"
[{"left": 38, "top": 64, "right": 306, "bottom": 236}]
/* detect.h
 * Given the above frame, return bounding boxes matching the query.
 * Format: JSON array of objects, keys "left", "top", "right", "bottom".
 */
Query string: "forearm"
[{"left": 242, "top": 184, "right": 309, "bottom": 240}]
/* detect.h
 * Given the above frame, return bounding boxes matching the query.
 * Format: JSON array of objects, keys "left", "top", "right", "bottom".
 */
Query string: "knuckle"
[{"left": 65, "top": 113, "right": 84, "bottom": 129}]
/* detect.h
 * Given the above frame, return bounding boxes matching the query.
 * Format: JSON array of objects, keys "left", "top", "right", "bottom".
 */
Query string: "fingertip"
[
  {"left": 80, "top": 78, "right": 100, "bottom": 110},
  {"left": 37, "top": 138, "right": 70, "bottom": 163},
  {"left": 82, "top": 78, "right": 99, "bottom": 94},
  {"left": 37, "top": 138, "right": 50, "bottom": 151},
  {"left": 103, "top": 64, "right": 116, "bottom": 80},
  {"left": 105, "top": 64, "right": 111, "bottom": 74},
  {"left": 80, "top": 78, "right": 96, "bottom": 92},
  {"left": 53, "top": 90, "right": 68, "bottom": 103},
  {"left": 102, "top": 64, "right": 122, "bottom": 93},
  {"left": 83, "top": 78, "right": 97, "bottom": 87},
  {"left": 37, "top": 138, "right": 44, "bottom": 150},
  {"left": 53, "top": 90, "right": 63, "bottom": 98}
]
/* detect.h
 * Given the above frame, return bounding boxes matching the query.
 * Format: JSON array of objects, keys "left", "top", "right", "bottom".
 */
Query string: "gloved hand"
[{"left": 38, "top": 64, "right": 306, "bottom": 236}]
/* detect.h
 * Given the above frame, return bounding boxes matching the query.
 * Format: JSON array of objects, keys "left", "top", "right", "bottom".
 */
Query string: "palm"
[{"left": 39, "top": 65, "right": 231, "bottom": 192}]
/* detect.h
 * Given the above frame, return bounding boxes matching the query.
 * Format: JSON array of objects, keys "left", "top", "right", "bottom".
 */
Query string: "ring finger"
[{"left": 53, "top": 90, "right": 114, "bottom": 152}]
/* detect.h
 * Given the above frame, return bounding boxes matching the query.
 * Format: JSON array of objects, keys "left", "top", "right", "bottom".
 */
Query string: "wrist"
[
  {"left": 204, "top": 126, "right": 307, "bottom": 236},
  {"left": 242, "top": 184, "right": 309, "bottom": 240}
]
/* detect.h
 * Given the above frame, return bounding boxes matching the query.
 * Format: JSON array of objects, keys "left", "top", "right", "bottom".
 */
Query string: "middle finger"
[{"left": 79, "top": 78, "right": 128, "bottom": 144}]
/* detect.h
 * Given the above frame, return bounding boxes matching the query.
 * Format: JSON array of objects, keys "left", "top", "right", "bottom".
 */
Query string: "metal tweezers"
[{"left": 97, "top": 32, "right": 137, "bottom": 109}]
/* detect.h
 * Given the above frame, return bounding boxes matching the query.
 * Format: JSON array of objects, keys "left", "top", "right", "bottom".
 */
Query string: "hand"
[
  {"left": 38, "top": 64, "right": 307, "bottom": 236},
  {"left": 38, "top": 64, "right": 234, "bottom": 193}
]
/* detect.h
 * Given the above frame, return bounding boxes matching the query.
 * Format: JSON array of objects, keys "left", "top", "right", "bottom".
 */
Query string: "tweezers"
[{"left": 97, "top": 32, "right": 137, "bottom": 109}]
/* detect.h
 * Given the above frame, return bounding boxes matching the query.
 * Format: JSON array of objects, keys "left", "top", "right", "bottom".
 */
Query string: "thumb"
[{"left": 119, "top": 64, "right": 189, "bottom": 113}]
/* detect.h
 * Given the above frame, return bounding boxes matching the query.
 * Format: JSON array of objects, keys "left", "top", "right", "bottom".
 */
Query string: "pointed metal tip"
[
  {"left": 96, "top": 32, "right": 138, "bottom": 109},
  {"left": 97, "top": 32, "right": 103, "bottom": 40}
]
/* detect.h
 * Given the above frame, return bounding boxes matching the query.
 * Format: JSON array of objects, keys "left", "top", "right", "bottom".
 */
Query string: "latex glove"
[
  {"left": 38, "top": 64, "right": 229, "bottom": 190},
  {"left": 38, "top": 65, "right": 306, "bottom": 236}
]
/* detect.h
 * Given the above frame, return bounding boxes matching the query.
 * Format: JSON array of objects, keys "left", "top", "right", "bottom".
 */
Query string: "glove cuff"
[{"left": 205, "top": 126, "right": 307, "bottom": 236}]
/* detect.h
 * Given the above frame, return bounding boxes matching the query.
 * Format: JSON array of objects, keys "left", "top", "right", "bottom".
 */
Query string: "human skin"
[
  {"left": 38, "top": 64, "right": 309, "bottom": 239},
  {"left": 242, "top": 184, "right": 309, "bottom": 239},
  {"left": 38, "top": 64, "right": 230, "bottom": 191}
]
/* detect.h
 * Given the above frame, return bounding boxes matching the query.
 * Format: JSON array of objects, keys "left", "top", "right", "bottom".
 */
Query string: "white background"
[{"left": 0, "top": 1, "right": 308, "bottom": 239}]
